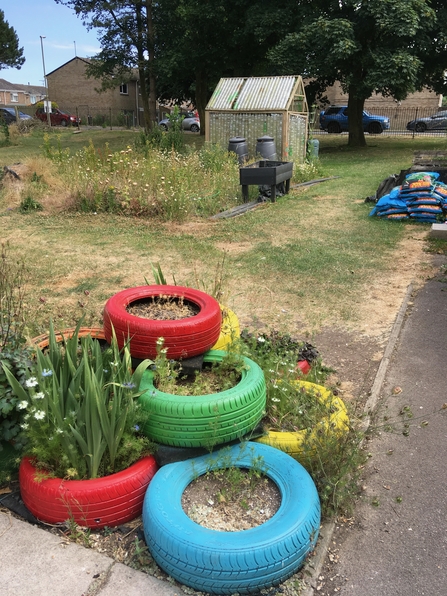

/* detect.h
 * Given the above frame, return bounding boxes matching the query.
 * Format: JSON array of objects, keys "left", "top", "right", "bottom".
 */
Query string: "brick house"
[
  {"left": 323, "top": 81, "right": 442, "bottom": 110},
  {"left": 46, "top": 57, "right": 142, "bottom": 125},
  {"left": 0, "top": 78, "right": 46, "bottom": 107}
]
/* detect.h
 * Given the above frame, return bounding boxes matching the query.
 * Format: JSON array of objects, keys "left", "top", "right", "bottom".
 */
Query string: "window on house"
[
  {"left": 120, "top": 83, "right": 128, "bottom": 95},
  {"left": 10, "top": 93, "right": 18, "bottom": 102},
  {"left": 30, "top": 95, "right": 36, "bottom": 104}
]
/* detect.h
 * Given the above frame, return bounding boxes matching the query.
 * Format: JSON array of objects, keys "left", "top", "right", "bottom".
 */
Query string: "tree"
[
  {"left": 56, "top": 1, "right": 157, "bottom": 132},
  {"left": 0, "top": 9, "right": 25, "bottom": 71},
  {"left": 154, "top": 0, "right": 276, "bottom": 134},
  {"left": 265, "top": 0, "right": 447, "bottom": 147}
]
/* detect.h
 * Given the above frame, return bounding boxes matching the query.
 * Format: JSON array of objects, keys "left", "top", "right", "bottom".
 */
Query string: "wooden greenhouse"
[{"left": 205, "top": 76, "right": 308, "bottom": 163}]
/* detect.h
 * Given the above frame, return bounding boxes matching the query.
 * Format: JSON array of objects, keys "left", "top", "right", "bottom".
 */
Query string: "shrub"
[{"left": 0, "top": 243, "right": 33, "bottom": 453}]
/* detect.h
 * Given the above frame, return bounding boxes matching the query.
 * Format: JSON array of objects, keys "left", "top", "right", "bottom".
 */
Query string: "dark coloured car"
[
  {"left": 159, "top": 111, "right": 200, "bottom": 132},
  {"left": 35, "top": 107, "right": 80, "bottom": 126},
  {"left": 319, "top": 105, "right": 390, "bottom": 134},
  {"left": 0, "top": 107, "right": 32, "bottom": 124},
  {"left": 406, "top": 111, "right": 447, "bottom": 133}
]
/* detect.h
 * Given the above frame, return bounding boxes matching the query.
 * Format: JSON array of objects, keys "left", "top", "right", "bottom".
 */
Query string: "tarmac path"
[{"left": 305, "top": 259, "right": 447, "bottom": 596}]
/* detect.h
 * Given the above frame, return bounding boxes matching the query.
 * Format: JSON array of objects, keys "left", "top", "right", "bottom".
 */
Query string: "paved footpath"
[{"left": 304, "top": 258, "right": 447, "bottom": 596}]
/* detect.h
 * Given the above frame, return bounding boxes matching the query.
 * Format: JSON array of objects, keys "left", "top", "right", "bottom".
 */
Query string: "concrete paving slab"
[
  {"left": 429, "top": 223, "right": 447, "bottom": 239},
  {"left": 99, "top": 562, "right": 181, "bottom": 596},
  {"left": 0, "top": 513, "right": 180, "bottom": 596},
  {"left": 0, "top": 513, "right": 110, "bottom": 596}
]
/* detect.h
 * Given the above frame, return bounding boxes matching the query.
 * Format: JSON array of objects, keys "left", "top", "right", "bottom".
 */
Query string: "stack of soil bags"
[{"left": 369, "top": 171, "right": 447, "bottom": 222}]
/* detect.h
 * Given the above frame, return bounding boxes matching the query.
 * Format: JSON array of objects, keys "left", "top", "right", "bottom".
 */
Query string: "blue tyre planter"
[{"left": 143, "top": 442, "right": 320, "bottom": 595}]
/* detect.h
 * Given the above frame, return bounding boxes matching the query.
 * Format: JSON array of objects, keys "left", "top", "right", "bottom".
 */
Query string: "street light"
[{"left": 40, "top": 35, "right": 51, "bottom": 126}]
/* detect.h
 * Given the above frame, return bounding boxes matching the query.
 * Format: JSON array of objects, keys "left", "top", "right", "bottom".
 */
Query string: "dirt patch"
[
  {"left": 127, "top": 296, "right": 199, "bottom": 320},
  {"left": 182, "top": 471, "right": 281, "bottom": 531}
]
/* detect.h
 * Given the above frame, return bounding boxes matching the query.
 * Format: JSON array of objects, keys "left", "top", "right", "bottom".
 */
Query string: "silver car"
[
  {"left": 406, "top": 110, "right": 447, "bottom": 133},
  {"left": 159, "top": 111, "right": 200, "bottom": 133}
]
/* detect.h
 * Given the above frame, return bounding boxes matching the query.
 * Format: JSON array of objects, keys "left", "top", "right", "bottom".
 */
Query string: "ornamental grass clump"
[{"left": 3, "top": 320, "right": 154, "bottom": 480}]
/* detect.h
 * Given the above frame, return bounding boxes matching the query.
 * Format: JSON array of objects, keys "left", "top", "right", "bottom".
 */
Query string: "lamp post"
[{"left": 40, "top": 35, "right": 51, "bottom": 126}]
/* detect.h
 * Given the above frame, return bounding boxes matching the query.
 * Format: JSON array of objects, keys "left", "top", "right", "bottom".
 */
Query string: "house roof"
[
  {"left": 0, "top": 78, "right": 18, "bottom": 91},
  {"left": 0, "top": 78, "right": 46, "bottom": 96},
  {"left": 46, "top": 57, "right": 92, "bottom": 77},
  {"left": 18, "top": 84, "right": 47, "bottom": 95},
  {"left": 46, "top": 57, "right": 139, "bottom": 82},
  {"left": 206, "top": 76, "right": 304, "bottom": 111}
]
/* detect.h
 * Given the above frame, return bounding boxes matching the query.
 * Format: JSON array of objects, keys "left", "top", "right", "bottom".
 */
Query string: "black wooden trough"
[{"left": 239, "top": 160, "right": 294, "bottom": 202}]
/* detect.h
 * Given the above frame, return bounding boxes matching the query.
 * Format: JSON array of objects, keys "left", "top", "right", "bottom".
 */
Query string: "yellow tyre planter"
[
  {"left": 211, "top": 307, "right": 240, "bottom": 351},
  {"left": 254, "top": 381, "right": 349, "bottom": 462}
]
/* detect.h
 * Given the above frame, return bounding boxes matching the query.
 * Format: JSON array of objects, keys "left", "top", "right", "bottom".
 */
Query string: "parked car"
[
  {"left": 158, "top": 111, "right": 200, "bottom": 133},
  {"left": 0, "top": 107, "right": 33, "bottom": 124},
  {"left": 406, "top": 111, "right": 447, "bottom": 133},
  {"left": 35, "top": 107, "right": 80, "bottom": 127},
  {"left": 319, "top": 105, "right": 390, "bottom": 134}
]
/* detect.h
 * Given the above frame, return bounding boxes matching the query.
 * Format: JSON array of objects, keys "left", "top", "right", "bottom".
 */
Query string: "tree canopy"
[
  {"left": 265, "top": 0, "right": 447, "bottom": 146},
  {"left": 55, "top": 0, "right": 447, "bottom": 144},
  {"left": 0, "top": 9, "right": 25, "bottom": 71}
]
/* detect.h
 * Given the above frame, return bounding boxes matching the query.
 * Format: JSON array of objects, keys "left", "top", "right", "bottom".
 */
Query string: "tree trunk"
[
  {"left": 145, "top": 0, "right": 157, "bottom": 129},
  {"left": 195, "top": 70, "right": 209, "bottom": 136},
  {"left": 135, "top": 1, "right": 153, "bottom": 132},
  {"left": 347, "top": 94, "right": 366, "bottom": 147}
]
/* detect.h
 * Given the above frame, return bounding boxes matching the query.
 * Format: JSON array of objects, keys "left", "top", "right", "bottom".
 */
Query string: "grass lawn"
[{"left": 1, "top": 128, "right": 446, "bottom": 341}]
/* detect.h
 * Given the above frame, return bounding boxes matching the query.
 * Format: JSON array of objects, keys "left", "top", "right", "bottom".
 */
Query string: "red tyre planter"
[
  {"left": 31, "top": 327, "right": 106, "bottom": 350},
  {"left": 103, "top": 285, "right": 222, "bottom": 360},
  {"left": 19, "top": 456, "right": 158, "bottom": 529}
]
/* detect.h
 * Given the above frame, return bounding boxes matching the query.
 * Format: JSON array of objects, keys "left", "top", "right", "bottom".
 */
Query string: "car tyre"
[
  {"left": 190, "top": 124, "right": 199, "bottom": 133},
  {"left": 143, "top": 442, "right": 321, "bottom": 595},
  {"left": 327, "top": 122, "right": 341, "bottom": 134},
  {"left": 160, "top": 123, "right": 168, "bottom": 131},
  {"left": 20, "top": 455, "right": 158, "bottom": 529},
  {"left": 367, "top": 121, "right": 383, "bottom": 135},
  {"left": 415, "top": 122, "right": 427, "bottom": 133},
  {"left": 103, "top": 285, "right": 222, "bottom": 360},
  {"left": 139, "top": 349, "right": 266, "bottom": 448}
]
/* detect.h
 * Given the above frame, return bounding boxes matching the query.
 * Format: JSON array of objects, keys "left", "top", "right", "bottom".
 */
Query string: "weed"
[
  {"left": 200, "top": 443, "right": 269, "bottom": 507},
  {"left": 0, "top": 243, "right": 33, "bottom": 455},
  {"left": 129, "top": 537, "right": 156, "bottom": 572},
  {"left": 19, "top": 195, "right": 43, "bottom": 213},
  {"left": 0, "top": 118, "right": 10, "bottom": 146},
  {"left": 153, "top": 337, "right": 246, "bottom": 396},
  {"left": 64, "top": 517, "right": 92, "bottom": 548}
]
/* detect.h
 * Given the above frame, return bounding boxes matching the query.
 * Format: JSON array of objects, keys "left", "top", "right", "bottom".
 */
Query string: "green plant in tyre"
[{"left": 4, "top": 319, "right": 154, "bottom": 479}]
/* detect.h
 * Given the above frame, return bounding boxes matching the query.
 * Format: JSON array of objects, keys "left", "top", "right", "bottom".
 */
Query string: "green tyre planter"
[
  {"left": 254, "top": 381, "right": 350, "bottom": 462},
  {"left": 139, "top": 350, "right": 266, "bottom": 448}
]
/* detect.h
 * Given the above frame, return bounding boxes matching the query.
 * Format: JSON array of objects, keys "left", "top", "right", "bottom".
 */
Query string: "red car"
[{"left": 35, "top": 107, "right": 80, "bottom": 126}]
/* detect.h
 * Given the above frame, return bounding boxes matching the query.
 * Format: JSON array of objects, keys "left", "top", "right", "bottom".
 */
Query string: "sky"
[{"left": 1, "top": 2, "right": 101, "bottom": 87}]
